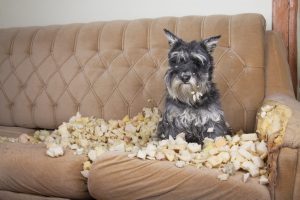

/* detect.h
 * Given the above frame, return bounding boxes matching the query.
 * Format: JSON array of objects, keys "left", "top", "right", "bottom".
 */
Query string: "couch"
[{"left": 0, "top": 13, "right": 299, "bottom": 200}]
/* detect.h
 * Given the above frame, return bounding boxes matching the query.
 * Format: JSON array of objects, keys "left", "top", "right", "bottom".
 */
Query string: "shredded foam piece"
[
  {"left": 222, "top": 163, "right": 236, "bottom": 175},
  {"left": 218, "top": 173, "right": 230, "bottom": 181},
  {"left": 46, "top": 144, "right": 64, "bottom": 157},
  {"left": 175, "top": 160, "right": 186, "bottom": 168},
  {"left": 207, "top": 127, "right": 214, "bottom": 133},
  {"left": 18, "top": 133, "right": 33, "bottom": 144},
  {"left": 0, "top": 136, "right": 18, "bottom": 144},
  {"left": 255, "top": 102, "right": 291, "bottom": 188},
  {"left": 241, "top": 133, "right": 258, "bottom": 141},
  {"left": 137, "top": 150, "right": 147, "bottom": 160},
  {"left": 256, "top": 102, "right": 291, "bottom": 146},
  {"left": 80, "top": 170, "right": 89, "bottom": 178},
  {"left": 243, "top": 173, "right": 250, "bottom": 183},
  {"left": 259, "top": 175, "right": 269, "bottom": 185}
]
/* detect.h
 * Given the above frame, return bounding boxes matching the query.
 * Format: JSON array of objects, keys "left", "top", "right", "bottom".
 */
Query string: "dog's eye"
[
  {"left": 192, "top": 73, "right": 196, "bottom": 75},
  {"left": 169, "top": 58, "right": 176, "bottom": 65},
  {"left": 178, "top": 57, "right": 185, "bottom": 63}
]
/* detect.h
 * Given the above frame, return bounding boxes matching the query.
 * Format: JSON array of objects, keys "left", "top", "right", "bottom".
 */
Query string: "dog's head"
[{"left": 163, "top": 29, "right": 220, "bottom": 105}]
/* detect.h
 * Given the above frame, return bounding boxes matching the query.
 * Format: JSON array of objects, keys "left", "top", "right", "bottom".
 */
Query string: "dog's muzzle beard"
[{"left": 167, "top": 76, "right": 203, "bottom": 105}]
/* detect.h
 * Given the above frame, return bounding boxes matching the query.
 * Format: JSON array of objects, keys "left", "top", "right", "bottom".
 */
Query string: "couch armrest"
[
  {"left": 257, "top": 95, "right": 300, "bottom": 200},
  {"left": 265, "top": 31, "right": 295, "bottom": 98},
  {"left": 259, "top": 31, "right": 300, "bottom": 200}
]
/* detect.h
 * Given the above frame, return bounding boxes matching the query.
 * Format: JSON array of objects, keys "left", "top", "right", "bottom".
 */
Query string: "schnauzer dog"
[{"left": 157, "top": 29, "right": 230, "bottom": 144}]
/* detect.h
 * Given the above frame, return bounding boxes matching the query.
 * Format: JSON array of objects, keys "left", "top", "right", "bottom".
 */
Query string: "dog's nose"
[{"left": 181, "top": 74, "right": 191, "bottom": 83}]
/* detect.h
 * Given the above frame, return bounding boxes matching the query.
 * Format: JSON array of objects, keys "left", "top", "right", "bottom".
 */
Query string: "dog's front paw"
[
  {"left": 206, "top": 122, "right": 230, "bottom": 138},
  {"left": 185, "top": 133, "right": 203, "bottom": 144},
  {"left": 156, "top": 121, "right": 168, "bottom": 139}
]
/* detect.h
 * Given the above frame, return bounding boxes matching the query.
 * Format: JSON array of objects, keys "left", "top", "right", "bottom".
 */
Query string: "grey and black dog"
[{"left": 157, "top": 29, "right": 231, "bottom": 144}]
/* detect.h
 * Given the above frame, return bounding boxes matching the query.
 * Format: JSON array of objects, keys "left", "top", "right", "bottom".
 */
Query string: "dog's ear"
[
  {"left": 202, "top": 35, "right": 221, "bottom": 53},
  {"left": 164, "top": 29, "right": 180, "bottom": 47}
]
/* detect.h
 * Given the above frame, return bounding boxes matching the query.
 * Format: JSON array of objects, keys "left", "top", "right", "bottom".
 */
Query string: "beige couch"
[{"left": 0, "top": 14, "right": 299, "bottom": 200}]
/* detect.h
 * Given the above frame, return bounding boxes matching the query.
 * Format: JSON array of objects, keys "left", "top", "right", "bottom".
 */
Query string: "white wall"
[{"left": 0, "top": 0, "right": 272, "bottom": 29}]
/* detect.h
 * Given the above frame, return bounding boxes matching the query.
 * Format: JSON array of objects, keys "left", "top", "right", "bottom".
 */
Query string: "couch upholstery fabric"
[
  {"left": 0, "top": 143, "right": 91, "bottom": 199},
  {"left": 88, "top": 152, "right": 270, "bottom": 200},
  {"left": 0, "top": 190, "right": 69, "bottom": 200},
  {"left": 0, "top": 126, "right": 35, "bottom": 137},
  {"left": 265, "top": 32, "right": 295, "bottom": 98},
  {"left": 0, "top": 14, "right": 265, "bottom": 132},
  {"left": 274, "top": 148, "right": 300, "bottom": 200}
]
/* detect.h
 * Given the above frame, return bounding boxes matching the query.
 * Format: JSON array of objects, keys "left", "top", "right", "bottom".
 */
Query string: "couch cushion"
[
  {"left": 88, "top": 152, "right": 270, "bottom": 200},
  {"left": 0, "top": 14, "right": 265, "bottom": 132},
  {"left": 0, "top": 143, "right": 91, "bottom": 199},
  {"left": 0, "top": 126, "right": 35, "bottom": 137},
  {"left": 0, "top": 190, "right": 69, "bottom": 200}
]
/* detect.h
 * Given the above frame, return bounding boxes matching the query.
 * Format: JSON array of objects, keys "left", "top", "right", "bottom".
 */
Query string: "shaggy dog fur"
[{"left": 157, "top": 29, "right": 230, "bottom": 144}]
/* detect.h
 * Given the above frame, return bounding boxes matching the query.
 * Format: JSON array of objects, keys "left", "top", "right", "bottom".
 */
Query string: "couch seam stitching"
[
  {"left": 174, "top": 17, "right": 178, "bottom": 36},
  {"left": 26, "top": 28, "right": 40, "bottom": 127},
  {"left": 0, "top": 30, "right": 17, "bottom": 125},
  {"left": 34, "top": 27, "right": 60, "bottom": 128},
  {"left": 228, "top": 16, "right": 232, "bottom": 48},
  {"left": 95, "top": 22, "right": 111, "bottom": 115},
  {"left": 8, "top": 29, "right": 21, "bottom": 126},
  {"left": 49, "top": 26, "right": 66, "bottom": 126},
  {"left": 78, "top": 24, "right": 105, "bottom": 116},
  {"left": 28, "top": 28, "right": 45, "bottom": 128},
  {"left": 201, "top": 16, "right": 206, "bottom": 39},
  {"left": 102, "top": 22, "right": 129, "bottom": 117},
  {"left": 292, "top": 148, "right": 299, "bottom": 198},
  {"left": 119, "top": 22, "right": 130, "bottom": 114},
  {"left": 73, "top": 24, "right": 91, "bottom": 112},
  {"left": 147, "top": 19, "right": 151, "bottom": 50}
]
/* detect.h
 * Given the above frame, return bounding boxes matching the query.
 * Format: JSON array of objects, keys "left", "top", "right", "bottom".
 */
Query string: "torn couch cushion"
[
  {"left": 88, "top": 152, "right": 270, "bottom": 200},
  {"left": 0, "top": 143, "right": 91, "bottom": 199}
]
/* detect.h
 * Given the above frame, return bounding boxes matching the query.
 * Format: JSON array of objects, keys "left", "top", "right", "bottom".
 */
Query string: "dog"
[{"left": 156, "top": 29, "right": 230, "bottom": 144}]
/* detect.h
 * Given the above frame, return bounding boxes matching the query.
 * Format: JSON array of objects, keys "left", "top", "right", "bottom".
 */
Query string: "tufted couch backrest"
[{"left": 0, "top": 14, "right": 266, "bottom": 132}]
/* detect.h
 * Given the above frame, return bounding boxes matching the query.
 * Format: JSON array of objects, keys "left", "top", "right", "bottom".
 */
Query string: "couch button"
[
  {"left": 40, "top": 83, "right": 46, "bottom": 90},
  {"left": 19, "top": 84, "right": 26, "bottom": 89}
]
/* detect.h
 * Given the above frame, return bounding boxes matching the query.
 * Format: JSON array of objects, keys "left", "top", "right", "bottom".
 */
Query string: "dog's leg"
[
  {"left": 156, "top": 120, "right": 166, "bottom": 139},
  {"left": 157, "top": 116, "right": 170, "bottom": 139},
  {"left": 157, "top": 114, "right": 179, "bottom": 139},
  {"left": 211, "top": 121, "right": 231, "bottom": 137},
  {"left": 185, "top": 131, "right": 204, "bottom": 144}
]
